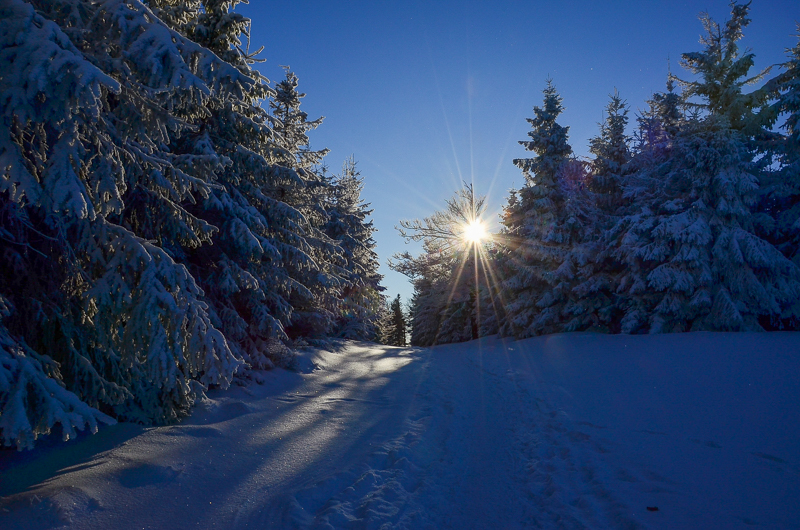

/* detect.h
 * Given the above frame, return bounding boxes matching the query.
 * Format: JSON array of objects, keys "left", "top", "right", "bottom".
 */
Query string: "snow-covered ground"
[{"left": 1, "top": 333, "right": 799, "bottom": 529}]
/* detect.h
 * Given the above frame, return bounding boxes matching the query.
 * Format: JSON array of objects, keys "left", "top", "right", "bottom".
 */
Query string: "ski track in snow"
[
  {"left": 281, "top": 339, "right": 641, "bottom": 529},
  {"left": 1, "top": 333, "right": 799, "bottom": 529}
]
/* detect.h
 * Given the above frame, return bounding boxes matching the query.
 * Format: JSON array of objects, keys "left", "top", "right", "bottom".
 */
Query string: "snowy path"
[{"left": 1, "top": 333, "right": 799, "bottom": 529}]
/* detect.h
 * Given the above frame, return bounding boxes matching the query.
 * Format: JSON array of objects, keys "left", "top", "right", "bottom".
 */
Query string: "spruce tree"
[
  {"left": 389, "top": 295, "right": 407, "bottom": 347},
  {"left": 615, "top": 3, "right": 800, "bottom": 332},
  {"left": 611, "top": 79, "right": 687, "bottom": 332},
  {"left": 589, "top": 91, "right": 631, "bottom": 211},
  {"left": 499, "top": 80, "right": 581, "bottom": 338},
  {"left": 0, "top": 0, "right": 249, "bottom": 447},
  {"left": 269, "top": 68, "right": 344, "bottom": 340},
  {"left": 764, "top": 27, "right": 800, "bottom": 267},
  {"left": 325, "top": 158, "right": 386, "bottom": 340},
  {"left": 561, "top": 92, "right": 632, "bottom": 332},
  {"left": 151, "top": 6, "right": 338, "bottom": 363}
]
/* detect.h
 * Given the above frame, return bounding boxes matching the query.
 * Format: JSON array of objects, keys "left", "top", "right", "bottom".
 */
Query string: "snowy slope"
[{"left": 1, "top": 333, "right": 799, "bottom": 529}]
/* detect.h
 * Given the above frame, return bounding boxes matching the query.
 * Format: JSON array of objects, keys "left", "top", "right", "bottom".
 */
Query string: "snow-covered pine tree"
[
  {"left": 0, "top": 294, "right": 115, "bottom": 450},
  {"left": 324, "top": 158, "right": 386, "bottom": 340},
  {"left": 184, "top": 0, "right": 250, "bottom": 66},
  {"left": 763, "top": 27, "right": 800, "bottom": 268},
  {"left": 589, "top": 91, "right": 631, "bottom": 211},
  {"left": 610, "top": 79, "right": 688, "bottom": 333},
  {"left": 498, "top": 80, "right": 582, "bottom": 338},
  {"left": 560, "top": 92, "right": 632, "bottom": 332},
  {"left": 0, "top": 0, "right": 248, "bottom": 446},
  {"left": 268, "top": 68, "right": 345, "bottom": 341},
  {"left": 145, "top": 0, "right": 200, "bottom": 35},
  {"left": 615, "top": 3, "right": 800, "bottom": 332},
  {"left": 372, "top": 298, "right": 393, "bottom": 345},
  {"left": 143, "top": 2, "right": 344, "bottom": 367},
  {"left": 753, "top": 27, "right": 800, "bottom": 328},
  {"left": 144, "top": 2, "right": 310, "bottom": 369}
]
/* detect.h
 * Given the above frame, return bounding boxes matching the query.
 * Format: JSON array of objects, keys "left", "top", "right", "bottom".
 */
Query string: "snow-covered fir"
[
  {"left": 611, "top": 3, "right": 800, "bottom": 333},
  {"left": 498, "top": 80, "right": 585, "bottom": 338},
  {"left": 0, "top": 0, "right": 384, "bottom": 449}
]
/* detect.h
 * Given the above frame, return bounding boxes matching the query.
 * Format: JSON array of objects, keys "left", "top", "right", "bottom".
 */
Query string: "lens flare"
[{"left": 462, "top": 219, "right": 488, "bottom": 244}]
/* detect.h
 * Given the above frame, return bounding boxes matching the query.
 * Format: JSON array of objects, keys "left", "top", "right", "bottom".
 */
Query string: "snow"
[{"left": 1, "top": 332, "right": 799, "bottom": 529}]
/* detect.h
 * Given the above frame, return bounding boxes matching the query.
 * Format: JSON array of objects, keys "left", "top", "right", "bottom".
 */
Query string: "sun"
[{"left": 462, "top": 219, "right": 488, "bottom": 244}]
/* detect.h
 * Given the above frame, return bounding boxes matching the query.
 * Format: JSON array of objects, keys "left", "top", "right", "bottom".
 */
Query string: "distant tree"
[
  {"left": 389, "top": 295, "right": 408, "bottom": 347},
  {"left": 391, "top": 185, "right": 489, "bottom": 345},
  {"left": 373, "top": 299, "right": 394, "bottom": 345}
]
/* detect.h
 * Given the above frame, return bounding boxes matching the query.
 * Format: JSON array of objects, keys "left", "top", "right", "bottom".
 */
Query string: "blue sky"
[{"left": 238, "top": 1, "right": 799, "bottom": 304}]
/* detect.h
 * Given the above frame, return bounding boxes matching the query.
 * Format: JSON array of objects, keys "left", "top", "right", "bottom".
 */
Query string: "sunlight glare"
[{"left": 463, "top": 219, "right": 488, "bottom": 244}]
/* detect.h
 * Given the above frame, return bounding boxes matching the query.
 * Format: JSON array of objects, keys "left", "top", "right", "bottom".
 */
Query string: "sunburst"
[{"left": 462, "top": 219, "right": 488, "bottom": 245}]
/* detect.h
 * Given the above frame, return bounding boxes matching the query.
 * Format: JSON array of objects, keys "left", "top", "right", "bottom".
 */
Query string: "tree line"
[
  {"left": 0, "top": 0, "right": 387, "bottom": 449},
  {"left": 394, "top": 3, "right": 800, "bottom": 346}
]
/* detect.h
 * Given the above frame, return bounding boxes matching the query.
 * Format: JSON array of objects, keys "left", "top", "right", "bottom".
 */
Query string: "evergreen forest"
[
  {"left": 394, "top": 3, "right": 800, "bottom": 347},
  {"left": 1, "top": 0, "right": 798, "bottom": 450}
]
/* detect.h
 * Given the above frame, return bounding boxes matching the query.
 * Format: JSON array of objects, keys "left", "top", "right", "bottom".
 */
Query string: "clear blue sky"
[{"left": 238, "top": 1, "right": 799, "bottom": 304}]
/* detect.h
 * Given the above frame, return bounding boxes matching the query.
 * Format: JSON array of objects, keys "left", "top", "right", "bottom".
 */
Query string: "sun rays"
[
  {"left": 392, "top": 182, "right": 515, "bottom": 345},
  {"left": 462, "top": 219, "right": 489, "bottom": 245}
]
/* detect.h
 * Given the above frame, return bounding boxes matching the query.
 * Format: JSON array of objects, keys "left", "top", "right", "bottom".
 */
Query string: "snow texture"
[{"left": 1, "top": 333, "right": 798, "bottom": 529}]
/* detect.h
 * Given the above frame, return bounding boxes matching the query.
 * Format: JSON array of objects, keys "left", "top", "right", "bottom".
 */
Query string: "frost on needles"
[{"left": 0, "top": 0, "right": 385, "bottom": 449}]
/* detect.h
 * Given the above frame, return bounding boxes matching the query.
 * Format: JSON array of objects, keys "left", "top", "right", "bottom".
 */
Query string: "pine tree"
[
  {"left": 0, "top": 0, "right": 250, "bottom": 447},
  {"left": 0, "top": 294, "right": 114, "bottom": 450},
  {"left": 753, "top": 27, "right": 800, "bottom": 328},
  {"left": 149, "top": 5, "right": 340, "bottom": 363},
  {"left": 268, "top": 68, "right": 344, "bottom": 340},
  {"left": 589, "top": 91, "right": 631, "bottom": 211},
  {"left": 614, "top": 3, "right": 800, "bottom": 332},
  {"left": 325, "top": 158, "right": 386, "bottom": 340},
  {"left": 152, "top": 1, "right": 298, "bottom": 368},
  {"left": 764, "top": 27, "right": 800, "bottom": 267},
  {"left": 373, "top": 299, "right": 393, "bottom": 345},
  {"left": 498, "top": 80, "right": 581, "bottom": 338},
  {"left": 611, "top": 79, "right": 688, "bottom": 332},
  {"left": 560, "top": 92, "right": 632, "bottom": 332},
  {"left": 389, "top": 295, "right": 407, "bottom": 347},
  {"left": 676, "top": 2, "right": 773, "bottom": 135},
  {"left": 185, "top": 0, "right": 251, "bottom": 66}
]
